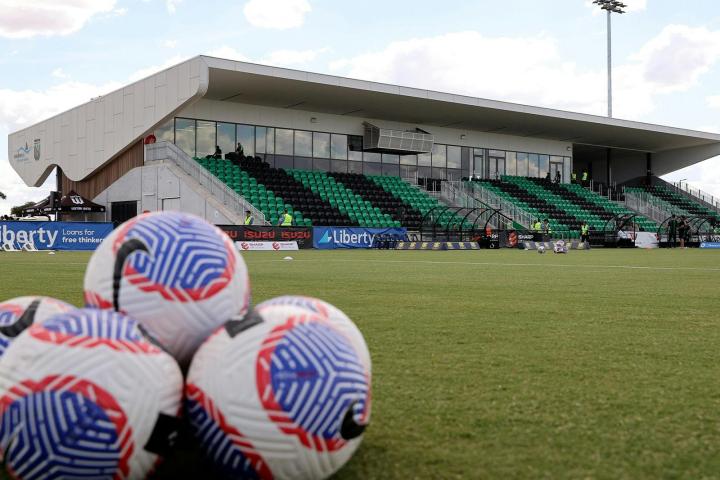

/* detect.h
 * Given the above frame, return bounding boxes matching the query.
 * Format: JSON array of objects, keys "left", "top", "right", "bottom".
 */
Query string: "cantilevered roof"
[{"left": 201, "top": 56, "right": 720, "bottom": 153}]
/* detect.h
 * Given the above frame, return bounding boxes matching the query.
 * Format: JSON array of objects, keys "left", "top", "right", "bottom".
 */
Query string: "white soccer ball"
[
  {"left": 186, "top": 296, "right": 371, "bottom": 479},
  {"left": 0, "top": 296, "right": 74, "bottom": 359},
  {"left": 537, "top": 245, "right": 546, "bottom": 254},
  {"left": 83, "top": 211, "right": 251, "bottom": 366},
  {"left": 0, "top": 308, "right": 183, "bottom": 479}
]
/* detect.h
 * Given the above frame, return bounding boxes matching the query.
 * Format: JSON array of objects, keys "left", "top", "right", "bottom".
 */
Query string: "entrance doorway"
[
  {"left": 550, "top": 161, "right": 563, "bottom": 182},
  {"left": 489, "top": 156, "right": 505, "bottom": 179},
  {"left": 111, "top": 201, "right": 137, "bottom": 225}
]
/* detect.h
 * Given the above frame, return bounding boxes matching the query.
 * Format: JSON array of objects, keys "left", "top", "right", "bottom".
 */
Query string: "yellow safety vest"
[
  {"left": 281, "top": 213, "right": 293, "bottom": 226},
  {"left": 244, "top": 215, "right": 252, "bottom": 225},
  {"left": 582, "top": 172, "right": 588, "bottom": 181},
  {"left": 581, "top": 225, "right": 589, "bottom": 235}
]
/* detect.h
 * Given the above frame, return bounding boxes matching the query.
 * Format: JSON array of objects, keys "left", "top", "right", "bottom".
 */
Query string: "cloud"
[
  {"left": 243, "top": 0, "right": 311, "bottom": 29},
  {"left": 162, "top": 39, "right": 178, "bottom": 49},
  {"left": 127, "top": 54, "right": 192, "bottom": 82},
  {"left": 51, "top": 68, "right": 69, "bottom": 79},
  {"left": 0, "top": 0, "right": 117, "bottom": 38},
  {"left": 261, "top": 47, "right": 329, "bottom": 66},
  {"left": 165, "top": 0, "right": 181, "bottom": 14},
  {"left": 328, "top": 26, "right": 720, "bottom": 120},
  {"left": 205, "top": 47, "right": 250, "bottom": 63},
  {"left": 661, "top": 156, "right": 720, "bottom": 200},
  {"left": 708, "top": 96, "right": 720, "bottom": 109}
]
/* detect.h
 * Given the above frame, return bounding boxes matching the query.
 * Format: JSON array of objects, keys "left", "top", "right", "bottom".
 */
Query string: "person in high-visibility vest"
[
  {"left": 580, "top": 221, "right": 590, "bottom": 244},
  {"left": 279, "top": 209, "right": 293, "bottom": 227},
  {"left": 244, "top": 210, "right": 254, "bottom": 225},
  {"left": 571, "top": 172, "right": 577, "bottom": 184},
  {"left": 581, "top": 170, "right": 589, "bottom": 186}
]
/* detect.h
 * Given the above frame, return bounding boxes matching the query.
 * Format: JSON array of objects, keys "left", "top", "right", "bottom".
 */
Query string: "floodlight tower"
[{"left": 593, "top": 0, "right": 626, "bottom": 118}]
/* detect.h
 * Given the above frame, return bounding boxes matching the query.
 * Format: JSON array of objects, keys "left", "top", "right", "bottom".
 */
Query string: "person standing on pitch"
[
  {"left": 678, "top": 216, "right": 690, "bottom": 248},
  {"left": 541, "top": 218, "right": 552, "bottom": 241},
  {"left": 580, "top": 221, "right": 590, "bottom": 245},
  {"left": 667, "top": 214, "right": 678, "bottom": 248},
  {"left": 279, "top": 209, "right": 293, "bottom": 227},
  {"left": 244, "top": 210, "right": 254, "bottom": 225}
]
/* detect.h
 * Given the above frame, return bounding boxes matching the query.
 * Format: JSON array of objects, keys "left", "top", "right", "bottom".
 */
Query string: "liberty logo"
[{"left": 33, "top": 139, "right": 41, "bottom": 161}]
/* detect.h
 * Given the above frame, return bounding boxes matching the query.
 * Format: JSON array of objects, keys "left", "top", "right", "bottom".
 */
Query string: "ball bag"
[
  {"left": 0, "top": 296, "right": 73, "bottom": 359},
  {"left": 187, "top": 297, "right": 371, "bottom": 479},
  {"left": 84, "top": 211, "right": 250, "bottom": 366},
  {"left": 0, "top": 308, "right": 183, "bottom": 479}
]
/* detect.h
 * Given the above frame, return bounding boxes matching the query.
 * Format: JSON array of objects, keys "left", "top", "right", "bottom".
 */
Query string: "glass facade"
[{"left": 165, "top": 117, "right": 572, "bottom": 182}]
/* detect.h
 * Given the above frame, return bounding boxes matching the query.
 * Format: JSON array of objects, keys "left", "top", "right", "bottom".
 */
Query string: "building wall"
[
  {"left": 93, "top": 163, "right": 235, "bottom": 225},
  {"left": 8, "top": 57, "right": 209, "bottom": 187},
  {"left": 180, "top": 99, "right": 573, "bottom": 157},
  {"left": 61, "top": 141, "right": 144, "bottom": 199}
]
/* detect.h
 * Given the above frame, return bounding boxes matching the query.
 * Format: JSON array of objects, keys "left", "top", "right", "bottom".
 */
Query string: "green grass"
[{"left": 1, "top": 249, "right": 720, "bottom": 478}]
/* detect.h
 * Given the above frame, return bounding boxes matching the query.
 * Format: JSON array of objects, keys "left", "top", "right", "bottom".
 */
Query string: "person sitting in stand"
[
  {"left": 554, "top": 170, "right": 561, "bottom": 184},
  {"left": 236, "top": 142, "right": 244, "bottom": 157},
  {"left": 278, "top": 209, "right": 293, "bottom": 227},
  {"left": 545, "top": 171, "right": 551, "bottom": 182},
  {"left": 211, "top": 145, "right": 222, "bottom": 159}
]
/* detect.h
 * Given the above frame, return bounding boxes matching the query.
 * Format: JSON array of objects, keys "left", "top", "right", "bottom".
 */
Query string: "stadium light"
[{"left": 593, "top": 0, "right": 626, "bottom": 118}]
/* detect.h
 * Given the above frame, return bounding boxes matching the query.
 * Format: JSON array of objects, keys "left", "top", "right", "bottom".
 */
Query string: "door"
[
  {"left": 111, "top": 201, "right": 137, "bottom": 226},
  {"left": 489, "top": 156, "right": 505, "bottom": 179},
  {"left": 162, "top": 198, "right": 181, "bottom": 211},
  {"left": 550, "top": 162, "right": 563, "bottom": 182},
  {"left": 472, "top": 154, "right": 485, "bottom": 179}
]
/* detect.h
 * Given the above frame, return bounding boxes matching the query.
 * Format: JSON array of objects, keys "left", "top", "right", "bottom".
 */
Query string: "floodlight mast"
[{"left": 593, "top": 0, "right": 626, "bottom": 118}]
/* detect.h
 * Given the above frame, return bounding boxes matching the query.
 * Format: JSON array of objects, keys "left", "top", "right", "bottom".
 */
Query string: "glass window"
[
  {"left": 217, "top": 122, "right": 235, "bottom": 155},
  {"left": 314, "top": 158, "right": 331, "bottom": 171},
  {"left": 364, "top": 162, "right": 382, "bottom": 175},
  {"left": 313, "top": 132, "right": 330, "bottom": 158},
  {"left": 418, "top": 166, "right": 431, "bottom": 179},
  {"left": 255, "top": 126, "right": 267, "bottom": 154},
  {"left": 156, "top": 118, "right": 173, "bottom": 143},
  {"left": 266, "top": 128, "right": 275, "bottom": 154},
  {"left": 401, "top": 154, "right": 417, "bottom": 166},
  {"left": 348, "top": 135, "right": 363, "bottom": 161},
  {"left": 237, "top": 124, "right": 255, "bottom": 157},
  {"left": 348, "top": 161, "right": 363, "bottom": 174},
  {"left": 274, "top": 156, "right": 293, "bottom": 170},
  {"left": 331, "top": 134, "right": 347, "bottom": 160},
  {"left": 432, "top": 144, "right": 446, "bottom": 168},
  {"left": 294, "top": 157, "right": 312, "bottom": 170},
  {"left": 401, "top": 165, "right": 418, "bottom": 179},
  {"left": 294, "top": 130, "right": 312, "bottom": 157},
  {"left": 461, "top": 147, "right": 471, "bottom": 177},
  {"left": 363, "top": 151, "right": 380, "bottom": 163},
  {"left": 275, "top": 129, "right": 293, "bottom": 155},
  {"left": 447, "top": 169, "right": 462, "bottom": 181},
  {"left": 196, "top": 120, "right": 216, "bottom": 157},
  {"left": 382, "top": 164, "right": 399, "bottom": 176},
  {"left": 418, "top": 152, "right": 431, "bottom": 166},
  {"left": 505, "top": 151, "right": 517, "bottom": 176},
  {"left": 539, "top": 155, "right": 550, "bottom": 178},
  {"left": 516, "top": 153, "right": 528, "bottom": 177},
  {"left": 175, "top": 118, "right": 195, "bottom": 157},
  {"left": 447, "top": 146, "right": 461, "bottom": 169},
  {"left": 431, "top": 167, "right": 447, "bottom": 179},
  {"left": 382, "top": 154, "right": 399, "bottom": 164},
  {"left": 528, "top": 154, "right": 539, "bottom": 178},
  {"left": 564, "top": 157, "right": 572, "bottom": 184},
  {"left": 331, "top": 160, "right": 347, "bottom": 173},
  {"left": 263, "top": 155, "right": 275, "bottom": 168}
]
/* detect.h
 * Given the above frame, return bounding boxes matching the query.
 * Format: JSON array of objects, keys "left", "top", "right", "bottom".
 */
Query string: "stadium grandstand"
[{"left": 8, "top": 55, "right": 720, "bottom": 241}]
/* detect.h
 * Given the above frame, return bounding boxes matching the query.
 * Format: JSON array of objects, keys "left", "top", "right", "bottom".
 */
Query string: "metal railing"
[
  {"left": 452, "top": 181, "right": 533, "bottom": 229},
  {"left": 623, "top": 191, "right": 673, "bottom": 224},
  {"left": 439, "top": 181, "right": 508, "bottom": 229},
  {"left": 668, "top": 179, "right": 720, "bottom": 214},
  {"left": 145, "top": 142, "right": 267, "bottom": 224}
]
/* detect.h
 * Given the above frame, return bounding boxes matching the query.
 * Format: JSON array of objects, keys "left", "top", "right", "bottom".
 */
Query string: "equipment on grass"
[
  {"left": 186, "top": 296, "right": 371, "bottom": 479},
  {"left": 0, "top": 296, "right": 73, "bottom": 358},
  {"left": 553, "top": 240, "right": 569, "bottom": 254},
  {"left": 0, "top": 309, "right": 183, "bottom": 479},
  {"left": 83, "top": 211, "right": 251, "bottom": 366},
  {"left": 537, "top": 245, "right": 546, "bottom": 254}
]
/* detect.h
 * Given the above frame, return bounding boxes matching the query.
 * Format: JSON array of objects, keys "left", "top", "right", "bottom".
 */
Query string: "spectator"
[
  {"left": 236, "top": 142, "right": 244, "bottom": 157},
  {"left": 213, "top": 145, "right": 222, "bottom": 159},
  {"left": 554, "top": 170, "right": 561, "bottom": 184},
  {"left": 244, "top": 210, "right": 254, "bottom": 225},
  {"left": 545, "top": 171, "right": 551, "bottom": 181},
  {"left": 667, "top": 214, "right": 678, "bottom": 248},
  {"left": 278, "top": 209, "right": 293, "bottom": 227}
]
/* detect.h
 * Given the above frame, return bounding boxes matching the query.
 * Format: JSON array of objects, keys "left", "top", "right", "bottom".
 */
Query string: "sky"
[{"left": 1, "top": 0, "right": 720, "bottom": 214}]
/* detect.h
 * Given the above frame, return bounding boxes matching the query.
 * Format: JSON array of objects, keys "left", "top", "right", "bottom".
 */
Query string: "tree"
[{"left": 10, "top": 201, "right": 35, "bottom": 216}]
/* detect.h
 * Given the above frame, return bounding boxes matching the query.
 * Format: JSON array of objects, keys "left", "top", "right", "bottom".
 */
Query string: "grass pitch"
[{"left": 1, "top": 248, "right": 720, "bottom": 479}]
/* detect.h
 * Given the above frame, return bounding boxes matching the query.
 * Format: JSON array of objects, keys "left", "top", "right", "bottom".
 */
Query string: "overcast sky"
[{"left": 1, "top": 0, "right": 720, "bottom": 214}]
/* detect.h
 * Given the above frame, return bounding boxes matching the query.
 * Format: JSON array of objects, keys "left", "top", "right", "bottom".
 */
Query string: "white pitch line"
[{"left": 259, "top": 258, "right": 720, "bottom": 273}]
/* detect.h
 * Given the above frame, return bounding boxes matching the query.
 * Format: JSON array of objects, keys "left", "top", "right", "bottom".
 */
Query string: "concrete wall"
[
  {"left": 94, "top": 163, "right": 234, "bottom": 225},
  {"left": 178, "top": 99, "right": 573, "bottom": 158},
  {"left": 8, "top": 57, "right": 209, "bottom": 186}
]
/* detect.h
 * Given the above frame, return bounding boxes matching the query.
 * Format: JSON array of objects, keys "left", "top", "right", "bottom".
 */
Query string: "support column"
[
  {"left": 646, "top": 152, "right": 653, "bottom": 185},
  {"left": 606, "top": 148, "right": 612, "bottom": 186}
]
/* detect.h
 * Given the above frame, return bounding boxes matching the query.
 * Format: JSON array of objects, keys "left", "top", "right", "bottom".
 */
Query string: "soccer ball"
[
  {"left": 0, "top": 296, "right": 73, "bottom": 359},
  {"left": 83, "top": 211, "right": 250, "bottom": 366},
  {"left": 0, "top": 308, "right": 183, "bottom": 479},
  {"left": 186, "top": 297, "right": 371, "bottom": 479},
  {"left": 537, "top": 245, "right": 546, "bottom": 254},
  {"left": 553, "top": 240, "right": 568, "bottom": 254}
]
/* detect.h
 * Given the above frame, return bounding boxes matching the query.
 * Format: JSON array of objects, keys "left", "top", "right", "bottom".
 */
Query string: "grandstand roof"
[{"left": 9, "top": 55, "right": 720, "bottom": 186}]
